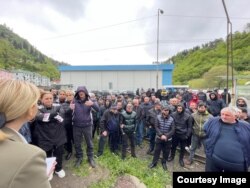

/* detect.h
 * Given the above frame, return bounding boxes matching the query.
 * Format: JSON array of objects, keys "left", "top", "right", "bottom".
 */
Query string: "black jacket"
[
  {"left": 171, "top": 110, "right": 192, "bottom": 139},
  {"left": 34, "top": 104, "right": 66, "bottom": 151}
]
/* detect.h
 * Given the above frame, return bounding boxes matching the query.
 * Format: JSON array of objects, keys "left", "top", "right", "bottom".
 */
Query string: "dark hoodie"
[
  {"left": 171, "top": 104, "right": 192, "bottom": 139},
  {"left": 206, "top": 92, "right": 225, "bottom": 116},
  {"left": 72, "top": 86, "right": 100, "bottom": 127}
]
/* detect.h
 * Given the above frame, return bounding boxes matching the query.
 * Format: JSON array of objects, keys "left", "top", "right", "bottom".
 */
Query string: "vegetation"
[
  {"left": 164, "top": 24, "right": 250, "bottom": 87},
  {"left": 1, "top": 22, "right": 250, "bottom": 85},
  {"left": 68, "top": 141, "right": 171, "bottom": 188},
  {"left": 0, "top": 24, "right": 68, "bottom": 80},
  {"left": 91, "top": 152, "right": 171, "bottom": 188}
]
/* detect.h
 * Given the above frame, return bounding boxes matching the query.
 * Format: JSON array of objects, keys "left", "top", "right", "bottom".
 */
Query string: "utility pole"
[
  {"left": 156, "top": 9, "right": 164, "bottom": 90},
  {"left": 222, "top": 0, "right": 234, "bottom": 106}
]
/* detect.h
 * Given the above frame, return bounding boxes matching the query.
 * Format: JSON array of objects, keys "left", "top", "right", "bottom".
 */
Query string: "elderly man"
[{"left": 204, "top": 107, "right": 250, "bottom": 172}]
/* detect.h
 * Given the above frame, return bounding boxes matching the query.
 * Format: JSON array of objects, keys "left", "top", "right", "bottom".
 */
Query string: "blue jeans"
[
  {"left": 148, "top": 127, "right": 156, "bottom": 151},
  {"left": 135, "top": 120, "right": 144, "bottom": 146}
]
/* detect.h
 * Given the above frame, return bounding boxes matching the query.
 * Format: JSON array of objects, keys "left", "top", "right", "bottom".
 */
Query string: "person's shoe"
[
  {"left": 74, "top": 158, "right": 82, "bottom": 168},
  {"left": 162, "top": 163, "right": 168, "bottom": 171},
  {"left": 167, "top": 155, "right": 174, "bottom": 162},
  {"left": 131, "top": 154, "right": 137, "bottom": 158},
  {"left": 179, "top": 159, "right": 184, "bottom": 167},
  {"left": 65, "top": 152, "right": 72, "bottom": 160},
  {"left": 55, "top": 169, "right": 66, "bottom": 178},
  {"left": 96, "top": 152, "right": 103, "bottom": 157},
  {"left": 148, "top": 163, "right": 157, "bottom": 169},
  {"left": 88, "top": 158, "right": 96, "bottom": 168}
]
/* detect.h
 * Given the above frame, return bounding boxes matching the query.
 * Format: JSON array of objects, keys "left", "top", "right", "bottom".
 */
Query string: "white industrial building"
[
  {"left": 59, "top": 64, "right": 174, "bottom": 92},
  {"left": 2, "top": 69, "right": 51, "bottom": 87}
]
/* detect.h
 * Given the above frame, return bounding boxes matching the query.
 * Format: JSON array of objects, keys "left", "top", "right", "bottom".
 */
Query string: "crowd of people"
[{"left": 1, "top": 80, "right": 250, "bottom": 187}]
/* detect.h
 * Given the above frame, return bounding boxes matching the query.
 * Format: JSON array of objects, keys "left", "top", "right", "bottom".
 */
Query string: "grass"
[
  {"left": 90, "top": 151, "right": 171, "bottom": 188},
  {"left": 67, "top": 138, "right": 172, "bottom": 188}
]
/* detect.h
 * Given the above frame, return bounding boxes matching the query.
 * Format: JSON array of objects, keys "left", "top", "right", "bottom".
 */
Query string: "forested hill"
[
  {"left": 166, "top": 24, "right": 250, "bottom": 85},
  {"left": 0, "top": 24, "right": 68, "bottom": 80}
]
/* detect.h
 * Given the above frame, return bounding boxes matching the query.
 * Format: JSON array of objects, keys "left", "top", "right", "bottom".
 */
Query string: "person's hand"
[
  {"left": 161, "top": 135, "right": 167, "bottom": 141},
  {"left": 47, "top": 161, "right": 57, "bottom": 177},
  {"left": 49, "top": 112, "right": 58, "bottom": 119},
  {"left": 85, "top": 100, "right": 93, "bottom": 106},
  {"left": 70, "top": 102, "right": 75, "bottom": 110},
  {"left": 102, "top": 131, "right": 107, "bottom": 136}
]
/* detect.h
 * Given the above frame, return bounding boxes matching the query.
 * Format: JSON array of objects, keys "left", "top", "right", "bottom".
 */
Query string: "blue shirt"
[{"left": 213, "top": 123, "right": 244, "bottom": 163}]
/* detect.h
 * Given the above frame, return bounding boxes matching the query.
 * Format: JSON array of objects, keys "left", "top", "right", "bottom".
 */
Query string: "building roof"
[{"left": 59, "top": 64, "right": 174, "bottom": 71}]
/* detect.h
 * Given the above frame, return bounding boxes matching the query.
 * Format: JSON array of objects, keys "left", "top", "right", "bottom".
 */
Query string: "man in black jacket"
[
  {"left": 97, "top": 104, "right": 121, "bottom": 156},
  {"left": 168, "top": 104, "right": 192, "bottom": 167},
  {"left": 148, "top": 105, "right": 175, "bottom": 170},
  {"left": 146, "top": 101, "right": 162, "bottom": 154}
]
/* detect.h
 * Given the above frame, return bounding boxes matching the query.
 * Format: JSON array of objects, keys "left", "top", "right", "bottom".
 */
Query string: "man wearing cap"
[
  {"left": 145, "top": 101, "right": 162, "bottom": 154},
  {"left": 97, "top": 104, "right": 122, "bottom": 156},
  {"left": 148, "top": 105, "right": 175, "bottom": 171}
]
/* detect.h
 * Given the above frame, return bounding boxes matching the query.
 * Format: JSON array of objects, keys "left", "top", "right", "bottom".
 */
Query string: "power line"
[
  {"left": 78, "top": 42, "right": 154, "bottom": 53},
  {"left": 41, "top": 14, "right": 250, "bottom": 41},
  {"left": 162, "top": 14, "right": 250, "bottom": 20},
  {"left": 62, "top": 38, "right": 217, "bottom": 54},
  {"left": 42, "top": 15, "right": 154, "bottom": 40}
]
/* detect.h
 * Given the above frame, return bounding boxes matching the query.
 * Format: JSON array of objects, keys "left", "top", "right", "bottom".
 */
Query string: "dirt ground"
[{"left": 50, "top": 142, "right": 205, "bottom": 188}]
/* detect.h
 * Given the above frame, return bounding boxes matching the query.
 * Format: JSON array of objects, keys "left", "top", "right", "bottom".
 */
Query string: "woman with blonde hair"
[{"left": 0, "top": 79, "right": 51, "bottom": 188}]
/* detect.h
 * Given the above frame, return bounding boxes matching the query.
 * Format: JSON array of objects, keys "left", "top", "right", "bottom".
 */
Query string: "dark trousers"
[
  {"left": 64, "top": 123, "right": 74, "bottom": 153},
  {"left": 171, "top": 134, "right": 187, "bottom": 160},
  {"left": 92, "top": 119, "right": 100, "bottom": 138},
  {"left": 148, "top": 127, "right": 156, "bottom": 151},
  {"left": 109, "top": 131, "right": 120, "bottom": 152},
  {"left": 46, "top": 145, "right": 64, "bottom": 172},
  {"left": 205, "top": 156, "right": 246, "bottom": 172},
  {"left": 98, "top": 131, "right": 119, "bottom": 154},
  {"left": 122, "top": 132, "right": 135, "bottom": 159},
  {"left": 73, "top": 125, "right": 94, "bottom": 159},
  {"left": 152, "top": 139, "right": 172, "bottom": 164}
]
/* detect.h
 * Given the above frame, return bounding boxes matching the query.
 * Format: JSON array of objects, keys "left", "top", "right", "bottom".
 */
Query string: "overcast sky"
[{"left": 0, "top": 0, "right": 250, "bottom": 65}]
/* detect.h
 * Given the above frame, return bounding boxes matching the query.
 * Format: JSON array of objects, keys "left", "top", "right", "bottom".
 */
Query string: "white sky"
[{"left": 0, "top": 0, "right": 250, "bottom": 65}]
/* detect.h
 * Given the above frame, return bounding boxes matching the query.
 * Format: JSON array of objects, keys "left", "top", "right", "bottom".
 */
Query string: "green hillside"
[
  {"left": 0, "top": 24, "right": 68, "bottom": 80},
  {"left": 165, "top": 24, "right": 250, "bottom": 85}
]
